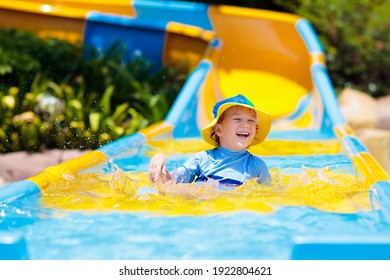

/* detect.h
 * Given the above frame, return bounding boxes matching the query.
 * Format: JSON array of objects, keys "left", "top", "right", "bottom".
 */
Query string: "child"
[{"left": 148, "top": 94, "right": 272, "bottom": 187}]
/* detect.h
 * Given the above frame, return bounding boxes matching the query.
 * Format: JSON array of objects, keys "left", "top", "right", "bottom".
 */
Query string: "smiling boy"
[{"left": 148, "top": 94, "right": 272, "bottom": 187}]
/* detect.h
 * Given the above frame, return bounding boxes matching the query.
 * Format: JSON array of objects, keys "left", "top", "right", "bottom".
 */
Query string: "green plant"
[
  {"left": 0, "top": 29, "right": 188, "bottom": 153},
  {"left": 0, "top": 29, "right": 81, "bottom": 95}
]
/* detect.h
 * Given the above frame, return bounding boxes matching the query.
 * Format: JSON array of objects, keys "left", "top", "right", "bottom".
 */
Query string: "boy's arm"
[
  {"left": 254, "top": 156, "right": 272, "bottom": 186},
  {"left": 258, "top": 171, "right": 272, "bottom": 186},
  {"left": 148, "top": 153, "right": 172, "bottom": 183}
]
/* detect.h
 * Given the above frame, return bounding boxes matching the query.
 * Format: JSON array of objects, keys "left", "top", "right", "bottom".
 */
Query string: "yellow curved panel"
[
  {"left": 0, "top": 0, "right": 135, "bottom": 17},
  {"left": 200, "top": 5, "right": 313, "bottom": 124},
  {"left": 0, "top": 0, "right": 135, "bottom": 43},
  {"left": 163, "top": 22, "right": 214, "bottom": 70},
  {"left": 217, "top": 69, "right": 308, "bottom": 118}
]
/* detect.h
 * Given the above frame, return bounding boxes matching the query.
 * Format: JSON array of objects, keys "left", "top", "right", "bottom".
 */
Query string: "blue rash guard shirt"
[{"left": 171, "top": 146, "right": 271, "bottom": 186}]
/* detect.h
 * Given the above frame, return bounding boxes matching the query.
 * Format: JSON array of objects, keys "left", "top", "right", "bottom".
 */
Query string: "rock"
[
  {"left": 356, "top": 128, "right": 390, "bottom": 174},
  {"left": 338, "top": 88, "right": 379, "bottom": 129},
  {"left": 0, "top": 149, "right": 89, "bottom": 184},
  {"left": 0, "top": 176, "right": 6, "bottom": 188},
  {"left": 377, "top": 95, "right": 390, "bottom": 130}
]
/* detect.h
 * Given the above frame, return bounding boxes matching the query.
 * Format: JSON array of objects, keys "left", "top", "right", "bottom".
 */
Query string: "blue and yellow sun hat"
[{"left": 201, "top": 94, "right": 272, "bottom": 147}]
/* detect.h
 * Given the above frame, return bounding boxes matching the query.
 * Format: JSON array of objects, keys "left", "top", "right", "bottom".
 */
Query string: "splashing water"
[
  {"left": 1, "top": 139, "right": 379, "bottom": 260},
  {"left": 40, "top": 159, "right": 370, "bottom": 216}
]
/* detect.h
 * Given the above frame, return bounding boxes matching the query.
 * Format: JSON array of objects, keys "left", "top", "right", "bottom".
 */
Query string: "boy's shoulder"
[
  {"left": 248, "top": 152, "right": 267, "bottom": 164},
  {"left": 197, "top": 147, "right": 222, "bottom": 159},
  {"left": 190, "top": 149, "right": 211, "bottom": 160}
]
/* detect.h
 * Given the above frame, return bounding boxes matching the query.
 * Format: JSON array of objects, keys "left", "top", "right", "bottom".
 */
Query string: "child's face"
[{"left": 214, "top": 106, "right": 257, "bottom": 150}]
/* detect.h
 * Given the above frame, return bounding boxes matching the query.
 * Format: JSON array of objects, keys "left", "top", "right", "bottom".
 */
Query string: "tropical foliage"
[
  {"left": 0, "top": 29, "right": 188, "bottom": 152},
  {"left": 274, "top": 0, "right": 389, "bottom": 97}
]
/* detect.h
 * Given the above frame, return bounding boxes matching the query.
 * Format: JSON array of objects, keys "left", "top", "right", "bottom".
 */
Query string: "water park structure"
[{"left": 1, "top": 0, "right": 390, "bottom": 260}]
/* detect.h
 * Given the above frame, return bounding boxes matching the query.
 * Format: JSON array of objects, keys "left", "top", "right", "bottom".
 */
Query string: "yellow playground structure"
[{"left": 1, "top": 0, "right": 390, "bottom": 260}]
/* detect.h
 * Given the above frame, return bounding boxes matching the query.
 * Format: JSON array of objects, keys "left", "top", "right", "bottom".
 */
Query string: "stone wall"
[
  {"left": 339, "top": 88, "right": 390, "bottom": 174},
  {"left": 0, "top": 149, "right": 89, "bottom": 186}
]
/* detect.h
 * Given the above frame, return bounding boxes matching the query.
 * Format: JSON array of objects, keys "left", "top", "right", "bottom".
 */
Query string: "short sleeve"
[
  {"left": 171, "top": 152, "right": 203, "bottom": 183},
  {"left": 254, "top": 157, "right": 272, "bottom": 186}
]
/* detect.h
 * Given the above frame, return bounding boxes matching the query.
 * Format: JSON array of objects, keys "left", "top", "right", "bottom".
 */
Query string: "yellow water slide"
[
  {"left": 1, "top": 0, "right": 390, "bottom": 261},
  {"left": 0, "top": 0, "right": 135, "bottom": 43},
  {"left": 1, "top": 0, "right": 388, "bottom": 206},
  {"left": 198, "top": 6, "right": 316, "bottom": 129},
  {"left": 1, "top": 0, "right": 389, "bottom": 209}
]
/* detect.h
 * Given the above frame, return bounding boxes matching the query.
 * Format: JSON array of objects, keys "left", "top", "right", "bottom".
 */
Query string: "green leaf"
[
  {"left": 111, "top": 102, "right": 130, "bottom": 125},
  {"left": 89, "top": 112, "right": 101, "bottom": 132},
  {"left": 99, "top": 85, "right": 115, "bottom": 115}
]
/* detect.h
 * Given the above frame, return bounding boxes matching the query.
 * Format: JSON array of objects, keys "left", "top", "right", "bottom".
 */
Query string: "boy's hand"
[{"left": 148, "top": 153, "right": 171, "bottom": 182}]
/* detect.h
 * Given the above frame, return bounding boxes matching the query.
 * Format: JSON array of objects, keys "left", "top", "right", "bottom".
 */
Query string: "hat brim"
[{"left": 201, "top": 102, "right": 272, "bottom": 147}]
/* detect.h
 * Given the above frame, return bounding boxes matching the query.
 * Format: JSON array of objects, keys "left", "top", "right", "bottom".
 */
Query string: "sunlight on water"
[
  {"left": 37, "top": 139, "right": 370, "bottom": 216},
  {"left": 0, "top": 139, "right": 379, "bottom": 260},
  {"left": 40, "top": 163, "right": 370, "bottom": 216}
]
